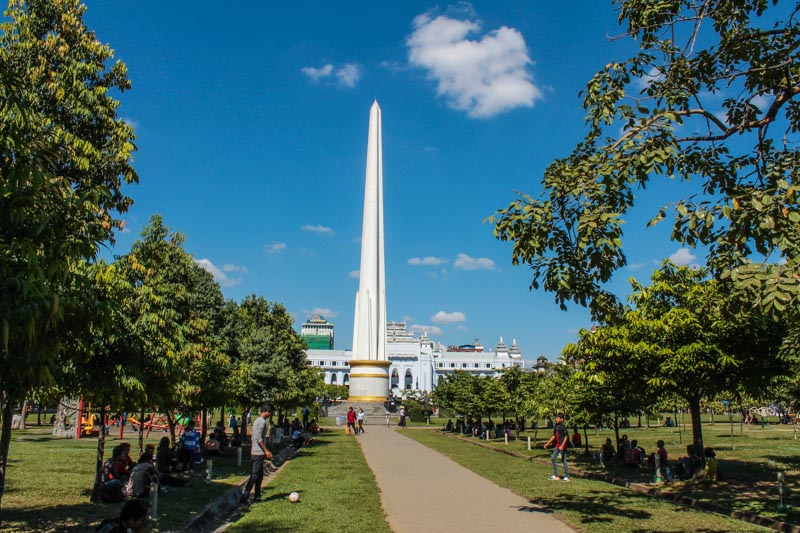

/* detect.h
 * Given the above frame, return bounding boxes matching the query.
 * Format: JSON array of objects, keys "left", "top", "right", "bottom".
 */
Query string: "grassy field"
[
  {"left": 3, "top": 426, "right": 259, "bottom": 532},
  {"left": 403, "top": 428, "right": 775, "bottom": 532},
  {"left": 447, "top": 422, "right": 800, "bottom": 524},
  {"left": 226, "top": 429, "right": 391, "bottom": 533}
]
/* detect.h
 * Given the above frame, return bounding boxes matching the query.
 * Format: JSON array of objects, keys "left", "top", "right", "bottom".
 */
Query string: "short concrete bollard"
[
  {"left": 236, "top": 446, "right": 242, "bottom": 467},
  {"left": 504, "top": 433, "right": 508, "bottom": 446},
  {"left": 150, "top": 482, "right": 159, "bottom": 519},
  {"left": 206, "top": 459, "right": 213, "bottom": 484},
  {"left": 527, "top": 436, "right": 531, "bottom": 451}
]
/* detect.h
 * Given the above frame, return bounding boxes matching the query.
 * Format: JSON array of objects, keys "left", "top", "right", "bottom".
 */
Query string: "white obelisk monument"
[{"left": 348, "top": 101, "right": 390, "bottom": 402}]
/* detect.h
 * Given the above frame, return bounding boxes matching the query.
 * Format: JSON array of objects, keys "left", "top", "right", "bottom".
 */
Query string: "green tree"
[
  {"left": 0, "top": 0, "right": 136, "bottom": 517},
  {"left": 490, "top": 0, "right": 800, "bottom": 322},
  {"left": 229, "top": 295, "right": 315, "bottom": 422},
  {"left": 571, "top": 263, "right": 786, "bottom": 467}
]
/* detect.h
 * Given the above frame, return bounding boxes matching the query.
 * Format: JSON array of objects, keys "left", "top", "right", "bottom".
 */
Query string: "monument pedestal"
[{"left": 347, "top": 360, "right": 390, "bottom": 402}]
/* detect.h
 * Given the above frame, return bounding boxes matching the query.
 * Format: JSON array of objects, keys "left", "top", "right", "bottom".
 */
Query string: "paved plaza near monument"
[{"left": 358, "top": 427, "right": 574, "bottom": 532}]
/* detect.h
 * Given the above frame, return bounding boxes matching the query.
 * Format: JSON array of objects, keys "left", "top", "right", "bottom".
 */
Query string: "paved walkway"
[{"left": 358, "top": 427, "right": 574, "bottom": 533}]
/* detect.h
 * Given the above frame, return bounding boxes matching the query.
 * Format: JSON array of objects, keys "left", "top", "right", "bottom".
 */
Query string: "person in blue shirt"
[{"left": 180, "top": 420, "right": 202, "bottom": 465}]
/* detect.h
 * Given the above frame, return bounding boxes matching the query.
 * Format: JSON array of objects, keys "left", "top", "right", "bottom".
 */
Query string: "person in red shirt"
[
  {"left": 544, "top": 413, "right": 571, "bottom": 481},
  {"left": 346, "top": 407, "right": 357, "bottom": 435},
  {"left": 571, "top": 428, "right": 581, "bottom": 448}
]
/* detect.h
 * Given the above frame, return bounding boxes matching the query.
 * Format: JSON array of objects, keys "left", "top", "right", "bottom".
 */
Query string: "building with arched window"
[{"left": 306, "top": 320, "right": 534, "bottom": 395}]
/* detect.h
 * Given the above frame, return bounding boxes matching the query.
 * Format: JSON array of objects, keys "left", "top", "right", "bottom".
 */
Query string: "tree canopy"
[{"left": 490, "top": 0, "right": 800, "bottom": 322}]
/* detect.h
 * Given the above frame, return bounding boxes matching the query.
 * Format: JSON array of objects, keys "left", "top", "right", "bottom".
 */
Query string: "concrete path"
[{"left": 358, "top": 427, "right": 574, "bottom": 533}]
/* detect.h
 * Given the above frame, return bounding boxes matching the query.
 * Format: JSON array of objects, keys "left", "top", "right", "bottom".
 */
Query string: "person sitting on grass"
[
  {"left": 705, "top": 447, "right": 718, "bottom": 481},
  {"left": 231, "top": 426, "right": 242, "bottom": 447},
  {"left": 308, "top": 419, "right": 320, "bottom": 435},
  {"left": 128, "top": 453, "right": 161, "bottom": 497},
  {"left": 445, "top": 419, "right": 453, "bottom": 431},
  {"left": 100, "top": 445, "right": 131, "bottom": 502},
  {"left": 118, "top": 442, "right": 136, "bottom": 477},
  {"left": 153, "top": 437, "right": 191, "bottom": 487},
  {"left": 213, "top": 420, "right": 227, "bottom": 448},
  {"left": 292, "top": 428, "right": 305, "bottom": 448},
  {"left": 95, "top": 498, "right": 151, "bottom": 533},
  {"left": 571, "top": 428, "right": 581, "bottom": 448},
  {"left": 205, "top": 433, "right": 222, "bottom": 456},
  {"left": 601, "top": 437, "right": 616, "bottom": 462}
]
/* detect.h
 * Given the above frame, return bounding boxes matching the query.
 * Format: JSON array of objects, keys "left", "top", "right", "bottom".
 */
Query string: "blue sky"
[{"left": 85, "top": 1, "right": 704, "bottom": 361}]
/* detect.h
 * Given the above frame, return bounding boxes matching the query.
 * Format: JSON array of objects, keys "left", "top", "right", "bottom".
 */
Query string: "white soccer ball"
[{"left": 289, "top": 491, "right": 301, "bottom": 503}]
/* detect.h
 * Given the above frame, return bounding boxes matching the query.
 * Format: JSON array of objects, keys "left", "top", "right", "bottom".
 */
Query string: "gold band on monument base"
[
  {"left": 348, "top": 360, "right": 392, "bottom": 368},
  {"left": 348, "top": 395, "right": 388, "bottom": 402},
  {"left": 349, "top": 373, "right": 389, "bottom": 379}
]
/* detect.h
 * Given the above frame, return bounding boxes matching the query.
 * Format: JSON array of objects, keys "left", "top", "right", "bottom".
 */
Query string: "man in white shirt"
[{"left": 241, "top": 404, "right": 273, "bottom": 504}]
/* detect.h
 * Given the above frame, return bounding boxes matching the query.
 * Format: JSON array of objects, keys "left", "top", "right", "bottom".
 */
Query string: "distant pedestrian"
[
  {"left": 241, "top": 405, "right": 273, "bottom": 504},
  {"left": 302, "top": 406, "right": 310, "bottom": 430},
  {"left": 398, "top": 407, "right": 406, "bottom": 427},
  {"left": 357, "top": 408, "right": 366, "bottom": 434},
  {"left": 385, "top": 413, "right": 390, "bottom": 427},
  {"left": 346, "top": 406, "right": 357, "bottom": 435},
  {"left": 544, "top": 413, "right": 570, "bottom": 481}
]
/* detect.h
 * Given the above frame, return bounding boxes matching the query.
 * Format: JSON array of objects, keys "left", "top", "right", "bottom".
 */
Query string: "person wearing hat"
[
  {"left": 241, "top": 404, "right": 273, "bottom": 504},
  {"left": 544, "top": 413, "right": 571, "bottom": 482}
]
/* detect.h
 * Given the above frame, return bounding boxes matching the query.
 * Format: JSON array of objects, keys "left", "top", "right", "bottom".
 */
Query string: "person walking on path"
[
  {"left": 346, "top": 406, "right": 357, "bottom": 435},
  {"left": 357, "top": 408, "right": 366, "bottom": 434},
  {"left": 241, "top": 404, "right": 273, "bottom": 504},
  {"left": 544, "top": 413, "right": 570, "bottom": 481}
]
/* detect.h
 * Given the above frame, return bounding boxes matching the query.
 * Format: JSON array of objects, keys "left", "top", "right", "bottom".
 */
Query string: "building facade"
[
  {"left": 301, "top": 315, "right": 335, "bottom": 350},
  {"left": 305, "top": 319, "right": 537, "bottom": 396}
]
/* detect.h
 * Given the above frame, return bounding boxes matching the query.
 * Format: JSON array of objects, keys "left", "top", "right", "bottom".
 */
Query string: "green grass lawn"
[
  {"left": 3, "top": 426, "right": 259, "bottom": 532},
  {"left": 403, "top": 428, "right": 772, "bottom": 532},
  {"left": 226, "top": 429, "right": 390, "bottom": 533},
  {"left": 450, "top": 422, "right": 800, "bottom": 525}
]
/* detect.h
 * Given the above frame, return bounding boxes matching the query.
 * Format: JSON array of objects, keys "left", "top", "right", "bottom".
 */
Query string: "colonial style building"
[{"left": 305, "top": 318, "right": 540, "bottom": 396}]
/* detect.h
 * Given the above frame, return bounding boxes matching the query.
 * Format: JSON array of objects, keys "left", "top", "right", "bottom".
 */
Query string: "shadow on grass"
[
  {"left": 532, "top": 489, "right": 653, "bottom": 525},
  {"left": 4, "top": 501, "right": 118, "bottom": 532}
]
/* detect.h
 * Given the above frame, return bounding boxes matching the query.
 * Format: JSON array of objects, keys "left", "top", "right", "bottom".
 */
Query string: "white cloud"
[
  {"left": 409, "top": 324, "right": 444, "bottom": 337},
  {"left": 453, "top": 253, "right": 496, "bottom": 271},
  {"left": 300, "top": 64, "right": 334, "bottom": 81},
  {"left": 455, "top": 325, "right": 469, "bottom": 331},
  {"left": 304, "top": 307, "right": 340, "bottom": 319},
  {"left": 222, "top": 263, "right": 248, "bottom": 273},
  {"left": 265, "top": 243, "right": 287, "bottom": 254},
  {"left": 336, "top": 63, "right": 361, "bottom": 87},
  {"left": 431, "top": 310, "right": 466, "bottom": 324},
  {"left": 669, "top": 247, "right": 697, "bottom": 266},
  {"left": 195, "top": 258, "right": 241, "bottom": 288},
  {"left": 349, "top": 270, "right": 360, "bottom": 279},
  {"left": 301, "top": 63, "right": 362, "bottom": 88},
  {"left": 408, "top": 256, "right": 448, "bottom": 266},
  {"left": 301, "top": 224, "right": 334, "bottom": 235},
  {"left": 407, "top": 7, "right": 541, "bottom": 117}
]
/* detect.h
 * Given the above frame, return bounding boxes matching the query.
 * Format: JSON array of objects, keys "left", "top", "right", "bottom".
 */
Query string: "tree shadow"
[
  {"left": 4, "top": 501, "right": 118, "bottom": 532},
  {"left": 532, "top": 489, "right": 653, "bottom": 525}
]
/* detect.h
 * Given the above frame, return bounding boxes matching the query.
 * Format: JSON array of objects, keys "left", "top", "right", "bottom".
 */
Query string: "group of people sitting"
[{"left": 100, "top": 437, "right": 193, "bottom": 502}]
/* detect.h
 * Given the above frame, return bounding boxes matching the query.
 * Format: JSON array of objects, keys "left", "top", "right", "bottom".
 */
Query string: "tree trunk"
[
  {"left": 138, "top": 407, "right": 145, "bottom": 458},
  {"left": 583, "top": 425, "right": 590, "bottom": 455},
  {"left": 688, "top": 395, "right": 706, "bottom": 471},
  {"left": 37, "top": 404, "right": 42, "bottom": 426},
  {"left": 241, "top": 409, "right": 248, "bottom": 441},
  {"left": 201, "top": 408, "right": 207, "bottom": 443},
  {"left": 90, "top": 404, "right": 107, "bottom": 502},
  {"left": 0, "top": 393, "right": 16, "bottom": 528},
  {"left": 637, "top": 412, "right": 642, "bottom": 428},
  {"left": 19, "top": 400, "right": 27, "bottom": 431},
  {"left": 166, "top": 411, "right": 177, "bottom": 448}
]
